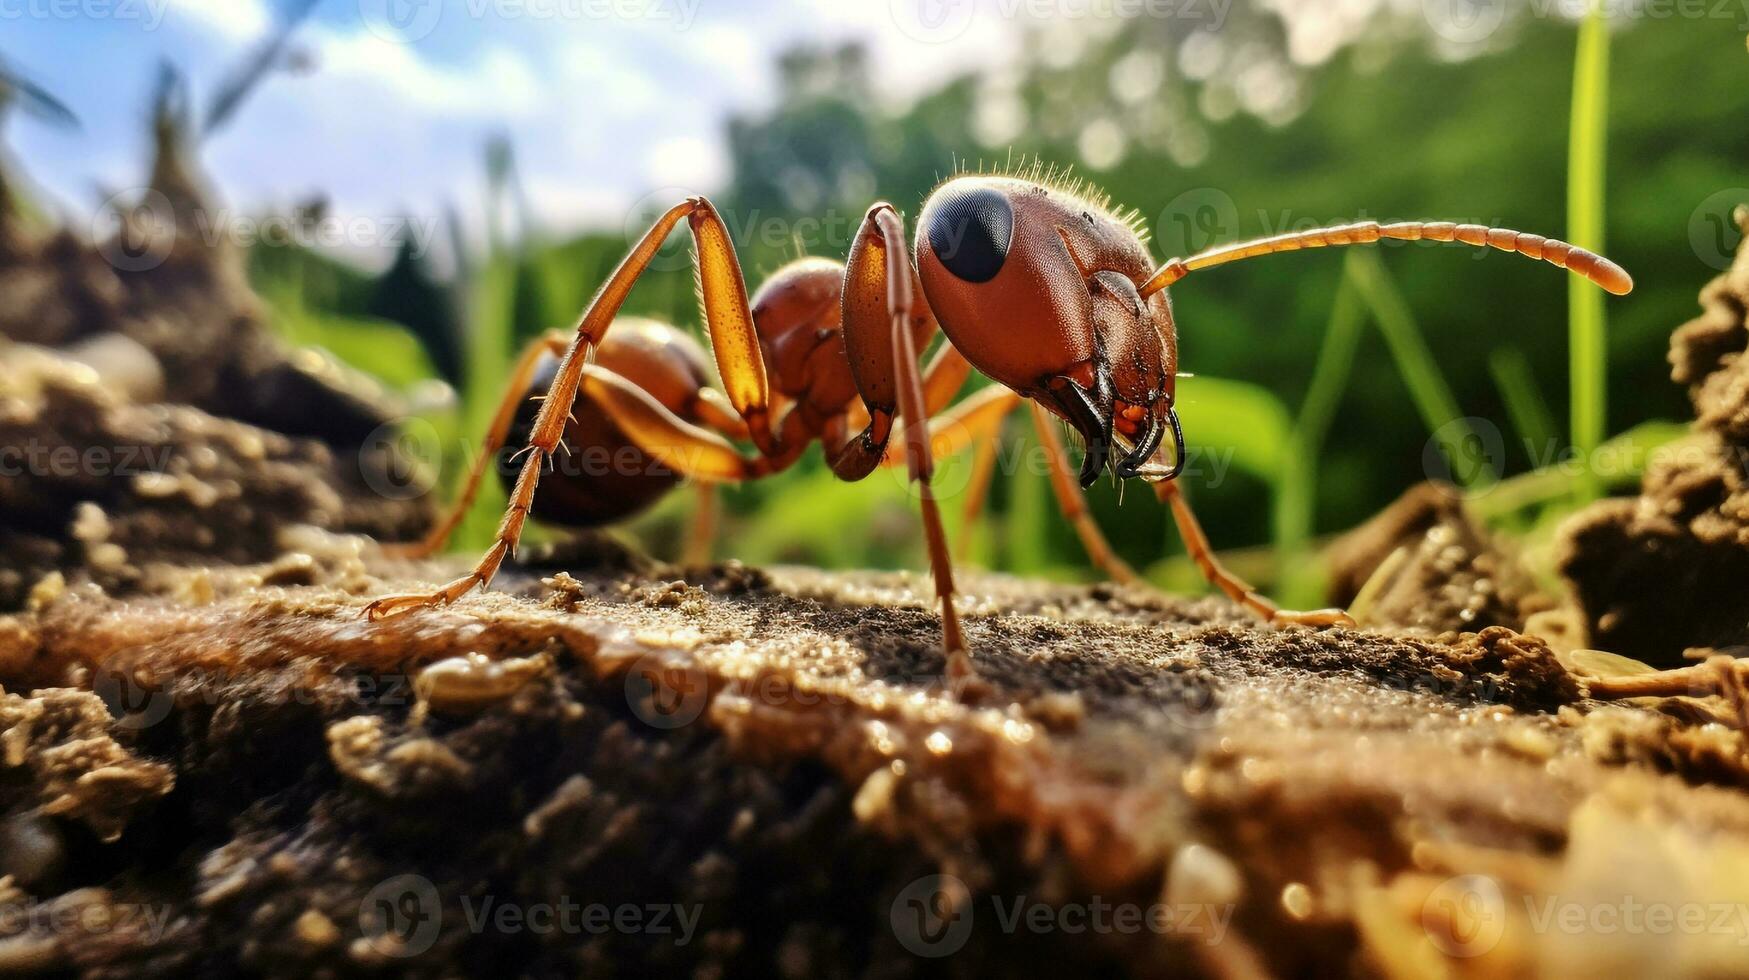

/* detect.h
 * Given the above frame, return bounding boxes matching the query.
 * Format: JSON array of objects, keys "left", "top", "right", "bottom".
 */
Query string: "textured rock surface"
[{"left": 1, "top": 537, "right": 1747, "bottom": 977}]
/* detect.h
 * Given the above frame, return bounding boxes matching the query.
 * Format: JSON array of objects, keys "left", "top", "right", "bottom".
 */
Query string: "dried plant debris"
[
  {"left": 3, "top": 546, "right": 1749, "bottom": 977},
  {"left": 1560, "top": 208, "right": 1749, "bottom": 666},
  {"left": 1326, "top": 481, "right": 1546, "bottom": 634},
  {"left": 0, "top": 343, "right": 431, "bottom": 610}
]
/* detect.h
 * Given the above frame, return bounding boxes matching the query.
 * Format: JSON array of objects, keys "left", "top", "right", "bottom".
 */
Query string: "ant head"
[{"left": 915, "top": 174, "right": 1180, "bottom": 486}]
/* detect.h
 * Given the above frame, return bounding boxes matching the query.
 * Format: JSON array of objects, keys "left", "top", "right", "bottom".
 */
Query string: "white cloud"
[
  {"left": 306, "top": 31, "right": 543, "bottom": 119},
  {"left": 159, "top": 0, "right": 272, "bottom": 42},
  {"left": 556, "top": 40, "right": 662, "bottom": 116},
  {"left": 645, "top": 135, "right": 728, "bottom": 191}
]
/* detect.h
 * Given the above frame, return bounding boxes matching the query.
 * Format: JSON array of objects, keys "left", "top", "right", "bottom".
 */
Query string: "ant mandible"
[{"left": 367, "top": 164, "right": 1632, "bottom": 678}]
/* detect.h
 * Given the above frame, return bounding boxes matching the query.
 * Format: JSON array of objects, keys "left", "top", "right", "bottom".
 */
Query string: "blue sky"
[{"left": 4, "top": 0, "right": 1028, "bottom": 261}]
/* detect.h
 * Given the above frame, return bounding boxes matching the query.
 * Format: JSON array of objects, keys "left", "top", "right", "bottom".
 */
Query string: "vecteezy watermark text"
[
  {"left": 889, "top": 0, "right": 1233, "bottom": 44},
  {"left": 92, "top": 189, "right": 443, "bottom": 273},
  {"left": 0, "top": 899, "right": 173, "bottom": 945},
  {"left": 460, "top": 896, "right": 700, "bottom": 942},
  {"left": 361, "top": 0, "right": 699, "bottom": 43},
  {"left": 1424, "top": 874, "right": 1749, "bottom": 958},
  {"left": 890, "top": 874, "right": 1234, "bottom": 957},
  {"left": 0, "top": 441, "right": 174, "bottom": 479},
  {"left": 0, "top": 0, "right": 167, "bottom": 28},
  {"left": 358, "top": 875, "right": 700, "bottom": 958}
]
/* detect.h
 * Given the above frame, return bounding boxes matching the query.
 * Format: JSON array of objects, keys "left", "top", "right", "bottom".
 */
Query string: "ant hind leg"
[{"left": 383, "top": 331, "right": 569, "bottom": 561}]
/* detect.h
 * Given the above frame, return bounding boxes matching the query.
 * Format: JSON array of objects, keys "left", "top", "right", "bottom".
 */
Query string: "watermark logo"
[
  {"left": 90, "top": 665, "right": 175, "bottom": 731},
  {"left": 1165, "top": 673, "right": 1221, "bottom": 731},
  {"left": 1689, "top": 189, "right": 1749, "bottom": 271},
  {"left": 1422, "top": 874, "right": 1507, "bottom": 958},
  {"left": 93, "top": 188, "right": 176, "bottom": 273},
  {"left": 890, "top": 0, "right": 977, "bottom": 43},
  {"left": 359, "top": 874, "right": 443, "bottom": 958},
  {"left": 1155, "top": 187, "right": 1239, "bottom": 262},
  {"left": 623, "top": 186, "right": 701, "bottom": 273},
  {"left": 891, "top": 874, "right": 975, "bottom": 957},
  {"left": 360, "top": 0, "right": 443, "bottom": 42},
  {"left": 624, "top": 655, "right": 710, "bottom": 729},
  {"left": 1422, "top": 0, "right": 1509, "bottom": 43},
  {"left": 1423, "top": 416, "right": 1506, "bottom": 491},
  {"left": 360, "top": 417, "right": 443, "bottom": 501}
]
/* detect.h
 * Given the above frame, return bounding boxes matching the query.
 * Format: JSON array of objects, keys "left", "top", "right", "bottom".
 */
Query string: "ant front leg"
[
  {"left": 884, "top": 390, "right": 1147, "bottom": 589},
  {"left": 1156, "top": 479, "right": 1354, "bottom": 628},
  {"left": 365, "top": 197, "right": 777, "bottom": 620},
  {"left": 1030, "top": 403, "right": 1145, "bottom": 587},
  {"left": 841, "top": 203, "right": 973, "bottom": 678}
]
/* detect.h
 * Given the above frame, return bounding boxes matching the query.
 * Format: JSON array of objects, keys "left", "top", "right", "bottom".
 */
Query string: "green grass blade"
[
  {"left": 1275, "top": 260, "right": 1366, "bottom": 604},
  {"left": 1569, "top": 0, "right": 1611, "bottom": 500},
  {"left": 1488, "top": 346, "right": 1559, "bottom": 466},
  {"left": 1468, "top": 420, "right": 1687, "bottom": 519},
  {"left": 1346, "top": 249, "right": 1492, "bottom": 488}
]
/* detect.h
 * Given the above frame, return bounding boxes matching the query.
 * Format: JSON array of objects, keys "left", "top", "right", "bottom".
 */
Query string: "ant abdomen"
[{"left": 497, "top": 318, "right": 711, "bottom": 527}]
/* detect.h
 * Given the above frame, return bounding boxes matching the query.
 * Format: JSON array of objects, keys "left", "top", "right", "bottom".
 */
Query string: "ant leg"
[
  {"left": 692, "top": 387, "right": 751, "bottom": 442},
  {"left": 875, "top": 385, "right": 1019, "bottom": 561},
  {"left": 1030, "top": 403, "right": 1145, "bottom": 587},
  {"left": 578, "top": 364, "right": 790, "bottom": 481},
  {"left": 921, "top": 343, "right": 974, "bottom": 415},
  {"left": 366, "top": 197, "right": 772, "bottom": 619},
  {"left": 869, "top": 384, "right": 1018, "bottom": 563},
  {"left": 842, "top": 204, "right": 970, "bottom": 675},
  {"left": 1155, "top": 480, "right": 1354, "bottom": 628},
  {"left": 683, "top": 483, "right": 717, "bottom": 567},
  {"left": 879, "top": 385, "right": 1021, "bottom": 468},
  {"left": 954, "top": 431, "right": 1002, "bottom": 560},
  {"left": 840, "top": 340, "right": 973, "bottom": 443},
  {"left": 384, "top": 331, "right": 569, "bottom": 560}
]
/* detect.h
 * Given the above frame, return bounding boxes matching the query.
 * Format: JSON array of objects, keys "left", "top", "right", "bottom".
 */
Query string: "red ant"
[{"left": 368, "top": 166, "right": 1631, "bottom": 677}]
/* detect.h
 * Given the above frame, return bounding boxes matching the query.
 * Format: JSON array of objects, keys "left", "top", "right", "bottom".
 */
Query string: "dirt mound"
[
  {"left": 0, "top": 112, "right": 407, "bottom": 451},
  {"left": 0, "top": 343, "right": 430, "bottom": 611},
  {"left": 1560, "top": 208, "right": 1749, "bottom": 666},
  {"left": 1325, "top": 480, "right": 1547, "bottom": 634},
  {"left": 0, "top": 117, "right": 433, "bottom": 612}
]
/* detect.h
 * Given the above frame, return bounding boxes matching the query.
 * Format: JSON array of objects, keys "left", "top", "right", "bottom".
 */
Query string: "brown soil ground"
[{"left": 4, "top": 535, "right": 1749, "bottom": 978}]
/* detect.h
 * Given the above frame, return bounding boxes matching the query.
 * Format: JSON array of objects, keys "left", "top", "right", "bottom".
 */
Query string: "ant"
[{"left": 368, "top": 165, "right": 1631, "bottom": 678}]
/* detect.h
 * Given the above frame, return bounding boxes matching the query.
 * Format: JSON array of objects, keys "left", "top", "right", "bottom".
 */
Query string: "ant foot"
[
  {"left": 363, "top": 591, "right": 453, "bottom": 621},
  {"left": 943, "top": 649, "right": 991, "bottom": 703},
  {"left": 1269, "top": 607, "right": 1356, "bottom": 629}
]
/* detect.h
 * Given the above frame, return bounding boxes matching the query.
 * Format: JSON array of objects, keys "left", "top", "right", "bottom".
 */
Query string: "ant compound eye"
[{"left": 926, "top": 185, "right": 1012, "bottom": 284}]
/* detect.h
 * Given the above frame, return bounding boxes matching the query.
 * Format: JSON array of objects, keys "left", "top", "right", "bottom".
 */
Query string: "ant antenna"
[{"left": 1138, "top": 220, "right": 1632, "bottom": 298}]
